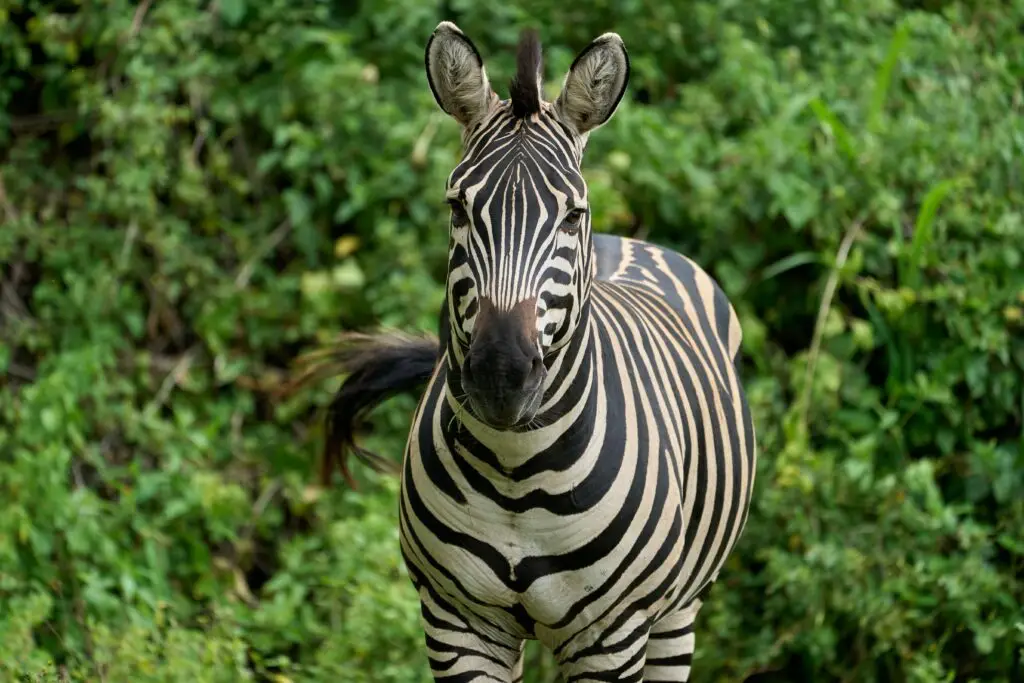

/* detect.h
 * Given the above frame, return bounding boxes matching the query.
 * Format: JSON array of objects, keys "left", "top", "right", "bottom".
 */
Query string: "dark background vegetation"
[{"left": 1, "top": 0, "right": 1022, "bottom": 681}]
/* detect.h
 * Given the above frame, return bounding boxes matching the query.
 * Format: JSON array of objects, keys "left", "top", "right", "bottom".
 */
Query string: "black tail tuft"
[{"left": 290, "top": 331, "right": 440, "bottom": 488}]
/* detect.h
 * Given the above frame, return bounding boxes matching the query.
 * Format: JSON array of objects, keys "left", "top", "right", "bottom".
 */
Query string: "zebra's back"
[
  {"left": 593, "top": 233, "right": 744, "bottom": 367},
  {"left": 589, "top": 233, "right": 757, "bottom": 611}
]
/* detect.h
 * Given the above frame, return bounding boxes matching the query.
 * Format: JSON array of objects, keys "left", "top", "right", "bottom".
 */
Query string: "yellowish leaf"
[{"left": 335, "top": 235, "right": 360, "bottom": 258}]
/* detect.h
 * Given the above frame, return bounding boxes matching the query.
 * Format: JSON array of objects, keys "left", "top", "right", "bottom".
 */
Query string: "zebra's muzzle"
[{"left": 460, "top": 297, "right": 547, "bottom": 429}]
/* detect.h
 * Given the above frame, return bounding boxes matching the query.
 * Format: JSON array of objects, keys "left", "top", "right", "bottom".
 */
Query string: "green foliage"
[{"left": 1, "top": 0, "right": 1021, "bottom": 681}]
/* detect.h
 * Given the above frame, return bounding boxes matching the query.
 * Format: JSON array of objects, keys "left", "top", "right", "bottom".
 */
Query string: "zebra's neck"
[{"left": 441, "top": 300, "right": 598, "bottom": 473}]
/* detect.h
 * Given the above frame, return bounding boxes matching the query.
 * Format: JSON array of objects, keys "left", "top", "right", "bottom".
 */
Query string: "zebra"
[{"left": 302, "top": 21, "right": 758, "bottom": 683}]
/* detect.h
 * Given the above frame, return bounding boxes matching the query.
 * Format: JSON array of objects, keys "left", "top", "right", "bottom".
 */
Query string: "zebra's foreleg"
[
  {"left": 552, "top": 612, "right": 650, "bottom": 683},
  {"left": 423, "top": 624, "right": 524, "bottom": 682},
  {"left": 642, "top": 599, "right": 703, "bottom": 682},
  {"left": 418, "top": 591, "right": 524, "bottom": 682}
]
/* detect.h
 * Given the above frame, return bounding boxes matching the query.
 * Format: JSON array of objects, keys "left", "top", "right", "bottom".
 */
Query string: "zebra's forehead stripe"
[{"left": 447, "top": 108, "right": 584, "bottom": 312}]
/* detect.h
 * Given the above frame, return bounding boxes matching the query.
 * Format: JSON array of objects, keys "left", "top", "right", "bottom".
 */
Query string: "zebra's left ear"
[
  {"left": 553, "top": 33, "right": 630, "bottom": 137},
  {"left": 425, "top": 22, "right": 500, "bottom": 129}
]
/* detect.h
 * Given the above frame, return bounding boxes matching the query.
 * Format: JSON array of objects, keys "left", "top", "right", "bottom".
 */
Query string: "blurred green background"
[{"left": 1, "top": 0, "right": 1022, "bottom": 681}]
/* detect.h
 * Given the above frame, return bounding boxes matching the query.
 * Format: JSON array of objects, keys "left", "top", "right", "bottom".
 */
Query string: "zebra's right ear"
[{"left": 425, "top": 22, "right": 499, "bottom": 129}]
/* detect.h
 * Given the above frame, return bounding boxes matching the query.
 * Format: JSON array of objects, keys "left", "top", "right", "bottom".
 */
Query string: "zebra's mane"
[{"left": 509, "top": 28, "right": 543, "bottom": 118}]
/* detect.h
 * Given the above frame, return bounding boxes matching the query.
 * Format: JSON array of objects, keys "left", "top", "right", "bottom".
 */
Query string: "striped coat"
[{"left": 304, "top": 22, "right": 758, "bottom": 683}]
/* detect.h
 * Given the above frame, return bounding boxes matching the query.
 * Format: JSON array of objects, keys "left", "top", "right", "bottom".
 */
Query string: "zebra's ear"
[
  {"left": 553, "top": 33, "right": 630, "bottom": 136},
  {"left": 425, "top": 22, "right": 499, "bottom": 129}
]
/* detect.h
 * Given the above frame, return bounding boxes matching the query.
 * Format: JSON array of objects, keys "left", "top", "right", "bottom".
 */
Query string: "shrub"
[{"left": 0, "top": 1, "right": 1021, "bottom": 681}]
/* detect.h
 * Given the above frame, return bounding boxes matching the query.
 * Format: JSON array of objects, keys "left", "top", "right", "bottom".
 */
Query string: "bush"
[{"left": 0, "top": 1, "right": 1021, "bottom": 681}]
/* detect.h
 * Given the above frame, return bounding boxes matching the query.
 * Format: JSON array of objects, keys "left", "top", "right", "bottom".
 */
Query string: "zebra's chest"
[
  {"left": 402, "top": 444, "right": 685, "bottom": 632},
  {"left": 420, "top": 502, "right": 628, "bottom": 627}
]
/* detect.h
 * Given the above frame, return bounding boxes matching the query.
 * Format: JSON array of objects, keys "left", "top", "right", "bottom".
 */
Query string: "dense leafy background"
[{"left": 1, "top": 0, "right": 1022, "bottom": 681}]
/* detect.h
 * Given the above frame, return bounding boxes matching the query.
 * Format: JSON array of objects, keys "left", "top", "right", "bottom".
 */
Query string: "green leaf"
[
  {"left": 868, "top": 20, "right": 911, "bottom": 134},
  {"left": 761, "top": 252, "right": 819, "bottom": 281},
  {"left": 904, "top": 178, "right": 961, "bottom": 290},
  {"left": 219, "top": 0, "right": 247, "bottom": 26},
  {"left": 808, "top": 97, "right": 858, "bottom": 162}
]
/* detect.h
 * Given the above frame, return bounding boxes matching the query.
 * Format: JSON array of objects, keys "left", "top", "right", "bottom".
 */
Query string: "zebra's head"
[{"left": 425, "top": 22, "right": 629, "bottom": 429}]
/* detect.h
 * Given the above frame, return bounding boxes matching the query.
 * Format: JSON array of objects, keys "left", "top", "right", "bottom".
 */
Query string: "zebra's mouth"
[
  {"left": 463, "top": 382, "right": 544, "bottom": 430},
  {"left": 460, "top": 363, "right": 546, "bottom": 431}
]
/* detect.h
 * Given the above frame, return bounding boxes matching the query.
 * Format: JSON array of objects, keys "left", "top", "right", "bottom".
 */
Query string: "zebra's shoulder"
[{"left": 592, "top": 233, "right": 744, "bottom": 363}]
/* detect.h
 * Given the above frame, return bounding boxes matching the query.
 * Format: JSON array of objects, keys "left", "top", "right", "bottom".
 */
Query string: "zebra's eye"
[
  {"left": 560, "top": 208, "right": 585, "bottom": 235},
  {"left": 448, "top": 200, "right": 469, "bottom": 228}
]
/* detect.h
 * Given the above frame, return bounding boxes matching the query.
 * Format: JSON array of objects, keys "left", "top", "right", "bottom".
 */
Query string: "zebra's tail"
[{"left": 289, "top": 330, "right": 440, "bottom": 489}]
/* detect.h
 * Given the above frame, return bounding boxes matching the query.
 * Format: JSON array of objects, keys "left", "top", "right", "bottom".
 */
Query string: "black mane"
[{"left": 509, "top": 28, "right": 542, "bottom": 118}]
